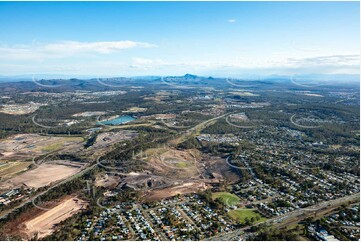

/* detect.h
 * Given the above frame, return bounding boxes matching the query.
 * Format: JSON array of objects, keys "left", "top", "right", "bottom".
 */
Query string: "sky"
[{"left": 0, "top": 1, "right": 359, "bottom": 77}]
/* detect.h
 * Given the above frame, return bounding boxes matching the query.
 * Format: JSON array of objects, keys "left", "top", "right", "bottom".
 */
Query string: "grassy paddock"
[
  {"left": 228, "top": 208, "right": 266, "bottom": 224},
  {"left": 212, "top": 192, "right": 240, "bottom": 206}
]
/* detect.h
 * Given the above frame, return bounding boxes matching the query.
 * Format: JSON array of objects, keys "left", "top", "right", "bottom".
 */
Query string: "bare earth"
[
  {"left": 144, "top": 147, "right": 201, "bottom": 179},
  {"left": 0, "top": 163, "right": 80, "bottom": 189},
  {"left": 24, "top": 197, "right": 87, "bottom": 239},
  {"left": 0, "top": 161, "right": 32, "bottom": 181},
  {"left": 0, "top": 134, "right": 83, "bottom": 161},
  {"left": 95, "top": 173, "right": 121, "bottom": 188},
  {"left": 145, "top": 182, "right": 211, "bottom": 201}
]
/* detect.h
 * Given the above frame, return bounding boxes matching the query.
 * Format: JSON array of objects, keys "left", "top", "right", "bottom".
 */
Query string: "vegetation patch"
[
  {"left": 228, "top": 208, "right": 265, "bottom": 224},
  {"left": 41, "top": 143, "right": 63, "bottom": 152},
  {"left": 175, "top": 161, "right": 188, "bottom": 168},
  {"left": 0, "top": 161, "right": 32, "bottom": 180},
  {"left": 39, "top": 137, "right": 83, "bottom": 152},
  {"left": 212, "top": 192, "right": 240, "bottom": 206}
]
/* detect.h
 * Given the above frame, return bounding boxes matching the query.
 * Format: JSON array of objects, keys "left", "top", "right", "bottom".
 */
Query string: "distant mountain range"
[
  {"left": 0, "top": 74, "right": 359, "bottom": 89},
  {"left": 0, "top": 73, "right": 359, "bottom": 83}
]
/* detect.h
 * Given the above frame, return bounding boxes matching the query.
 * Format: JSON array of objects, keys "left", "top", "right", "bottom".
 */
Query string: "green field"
[
  {"left": 212, "top": 192, "right": 240, "bottom": 206},
  {"left": 228, "top": 209, "right": 266, "bottom": 224},
  {"left": 38, "top": 137, "right": 83, "bottom": 153},
  {"left": 176, "top": 161, "right": 188, "bottom": 168},
  {"left": 41, "top": 142, "right": 63, "bottom": 152},
  {"left": 0, "top": 161, "right": 32, "bottom": 179}
]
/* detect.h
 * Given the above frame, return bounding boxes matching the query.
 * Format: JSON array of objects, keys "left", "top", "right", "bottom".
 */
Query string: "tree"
[{"left": 244, "top": 217, "right": 251, "bottom": 225}]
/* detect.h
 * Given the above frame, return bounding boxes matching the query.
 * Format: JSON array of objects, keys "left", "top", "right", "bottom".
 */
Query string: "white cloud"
[
  {"left": 0, "top": 50, "right": 358, "bottom": 76},
  {"left": 228, "top": 19, "right": 236, "bottom": 23},
  {"left": 132, "top": 57, "right": 161, "bottom": 65},
  {"left": 0, "top": 40, "right": 157, "bottom": 60},
  {"left": 286, "top": 55, "right": 359, "bottom": 67},
  {"left": 129, "top": 57, "right": 167, "bottom": 70}
]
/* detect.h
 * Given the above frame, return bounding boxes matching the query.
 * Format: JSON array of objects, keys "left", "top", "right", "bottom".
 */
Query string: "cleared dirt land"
[
  {"left": 144, "top": 181, "right": 211, "bottom": 201},
  {"left": 135, "top": 147, "right": 240, "bottom": 201},
  {"left": 0, "top": 163, "right": 81, "bottom": 189},
  {"left": 24, "top": 197, "right": 87, "bottom": 239},
  {"left": 0, "top": 161, "right": 32, "bottom": 181},
  {"left": 143, "top": 147, "right": 201, "bottom": 179},
  {"left": 0, "top": 134, "right": 83, "bottom": 161},
  {"left": 95, "top": 173, "right": 121, "bottom": 188}
]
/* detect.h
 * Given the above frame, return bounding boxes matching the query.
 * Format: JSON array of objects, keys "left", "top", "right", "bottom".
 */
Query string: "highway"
[
  {"left": 0, "top": 126, "right": 179, "bottom": 220},
  {"left": 0, "top": 163, "right": 97, "bottom": 220},
  {"left": 170, "top": 112, "right": 232, "bottom": 145},
  {"left": 207, "top": 193, "right": 359, "bottom": 241},
  {"left": 2, "top": 112, "right": 357, "bottom": 240},
  {"left": 0, "top": 115, "right": 207, "bottom": 220}
]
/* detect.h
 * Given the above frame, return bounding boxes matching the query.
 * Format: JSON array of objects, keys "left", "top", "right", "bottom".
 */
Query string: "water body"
[{"left": 97, "top": 115, "right": 136, "bottom": 125}]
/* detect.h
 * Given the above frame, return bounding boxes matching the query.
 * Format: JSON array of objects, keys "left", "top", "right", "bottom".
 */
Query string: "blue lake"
[{"left": 97, "top": 115, "right": 136, "bottom": 125}]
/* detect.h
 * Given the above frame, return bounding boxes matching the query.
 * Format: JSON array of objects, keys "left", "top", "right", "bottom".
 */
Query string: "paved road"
[
  {"left": 0, "top": 114, "right": 207, "bottom": 220},
  {"left": 137, "top": 204, "right": 168, "bottom": 241},
  {"left": 206, "top": 193, "right": 359, "bottom": 241},
  {"left": 0, "top": 134, "right": 110, "bottom": 220},
  {"left": 0, "top": 163, "right": 97, "bottom": 220},
  {"left": 171, "top": 112, "right": 232, "bottom": 145},
  {"left": 0, "top": 118, "right": 201, "bottom": 221}
]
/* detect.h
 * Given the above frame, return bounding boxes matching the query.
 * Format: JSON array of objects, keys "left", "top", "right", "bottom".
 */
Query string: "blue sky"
[{"left": 0, "top": 1, "right": 359, "bottom": 77}]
